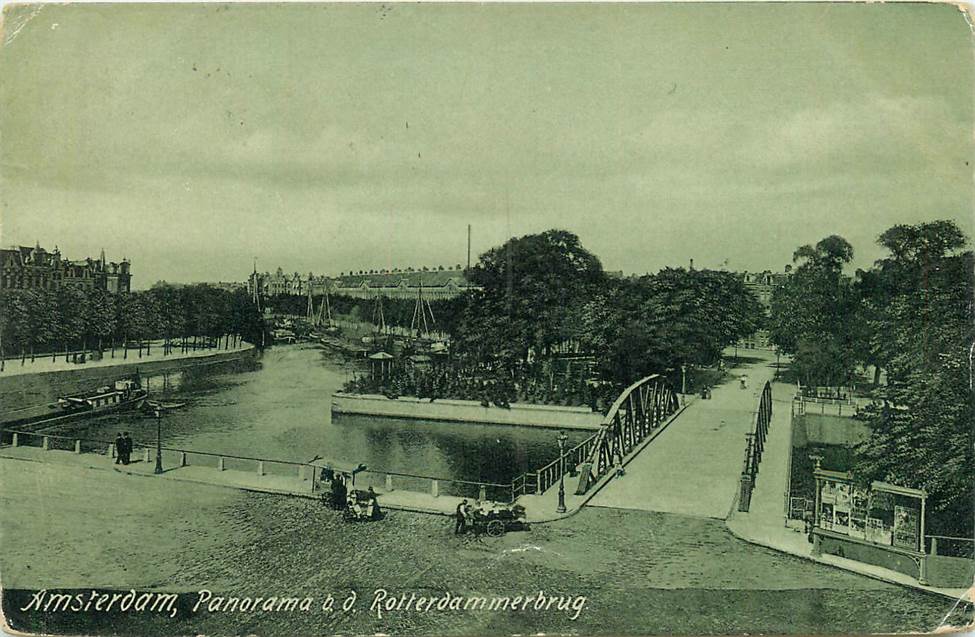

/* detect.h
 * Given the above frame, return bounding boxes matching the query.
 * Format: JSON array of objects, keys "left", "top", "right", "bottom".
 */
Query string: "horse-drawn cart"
[{"left": 471, "top": 504, "right": 528, "bottom": 537}]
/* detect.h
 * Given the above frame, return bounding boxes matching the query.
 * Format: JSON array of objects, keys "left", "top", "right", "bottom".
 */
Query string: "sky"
[{"left": 1, "top": 3, "right": 972, "bottom": 288}]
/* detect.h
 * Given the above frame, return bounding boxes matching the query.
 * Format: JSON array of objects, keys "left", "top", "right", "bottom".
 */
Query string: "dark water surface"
[{"left": 46, "top": 345, "right": 589, "bottom": 484}]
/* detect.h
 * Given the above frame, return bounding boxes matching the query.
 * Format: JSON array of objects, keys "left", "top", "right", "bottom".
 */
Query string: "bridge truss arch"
[{"left": 575, "top": 374, "right": 680, "bottom": 495}]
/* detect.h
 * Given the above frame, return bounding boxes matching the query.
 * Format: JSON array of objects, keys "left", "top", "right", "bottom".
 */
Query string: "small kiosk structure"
[
  {"left": 368, "top": 351, "right": 394, "bottom": 381},
  {"left": 812, "top": 469, "right": 928, "bottom": 583}
]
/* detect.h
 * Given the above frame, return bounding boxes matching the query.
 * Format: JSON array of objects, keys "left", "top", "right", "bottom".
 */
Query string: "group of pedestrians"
[{"left": 114, "top": 432, "right": 133, "bottom": 465}]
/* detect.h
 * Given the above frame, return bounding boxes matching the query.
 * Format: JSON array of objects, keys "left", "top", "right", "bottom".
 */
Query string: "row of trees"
[
  {"left": 268, "top": 229, "right": 765, "bottom": 390},
  {"left": 0, "top": 283, "right": 264, "bottom": 365},
  {"left": 453, "top": 230, "right": 764, "bottom": 386},
  {"left": 768, "top": 220, "right": 973, "bottom": 536}
]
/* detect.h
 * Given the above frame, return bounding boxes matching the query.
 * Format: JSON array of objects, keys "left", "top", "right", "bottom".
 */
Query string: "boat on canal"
[
  {"left": 4, "top": 378, "right": 151, "bottom": 432},
  {"left": 57, "top": 378, "right": 149, "bottom": 415}
]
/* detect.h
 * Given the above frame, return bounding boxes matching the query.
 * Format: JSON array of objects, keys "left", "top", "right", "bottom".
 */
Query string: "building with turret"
[
  {"left": 735, "top": 266, "right": 792, "bottom": 349},
  {"left": 0, "top": 244, "right": 131, "bottom": 294}
]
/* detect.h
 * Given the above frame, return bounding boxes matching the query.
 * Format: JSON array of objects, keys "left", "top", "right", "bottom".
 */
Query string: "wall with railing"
[
  {"left": 0, "top": 427, "right": 544, "bottom": 506},
  {"left": 738, "top": 381, "right": 772, "bottom": 512},
  {"left": 794, "top": 399, "right": 860, "bottom": 418}
]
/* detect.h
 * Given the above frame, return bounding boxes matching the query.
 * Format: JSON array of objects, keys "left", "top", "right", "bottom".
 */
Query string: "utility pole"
[{"left": 467, "top": 224, "right": 471, "bottom": 271}]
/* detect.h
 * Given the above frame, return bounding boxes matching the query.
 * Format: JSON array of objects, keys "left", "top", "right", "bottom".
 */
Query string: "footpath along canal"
[{"left": 12, "top": 344, "right": 592, "bottom": 492}]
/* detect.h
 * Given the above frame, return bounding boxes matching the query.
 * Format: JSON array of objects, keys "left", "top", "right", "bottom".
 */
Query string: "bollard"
[
  {"left": 257, "top": 461, "right": 265, "bottom": 476},
  {"left": 811, "top": 531, "right": 822, "bottom": 557},
  {"left": 179, "top": 452, "right": 187, "bottom": 467},
  {"left": 144, "top": 447, "right": 150, "bottom": 463},
  {"left": 74, "top": 440, "right": 81, "bottom": 454},
  {"left": 385, "top": 474, "right": 394, "bottom": 492},
  {"left": 431, "top": 479, "right": 440, "bottom": 498},
  {"left": 11, "top": 433, "right": 18, "bottom": 448},
  {"left": 218, "top": 457, "right": 225, "bottom": 471},
  {"left": 479, "top": 484, "right": 487, "bottom": 502},
  {"left": 42, "top": 436, "right": 49, "bottom": 451}
]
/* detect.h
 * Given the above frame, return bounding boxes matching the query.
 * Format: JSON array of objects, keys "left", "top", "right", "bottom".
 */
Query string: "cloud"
[{"left": 737, "top": 94, "right": 965, "bottom": 171}]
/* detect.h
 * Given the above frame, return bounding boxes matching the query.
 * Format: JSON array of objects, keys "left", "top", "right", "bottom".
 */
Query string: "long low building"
[
  {"left": 328, "top": 268, "right": 478, "bottom": 300},
  {"left": 250, "top": 266, "right": 479, "bottom": 301}
]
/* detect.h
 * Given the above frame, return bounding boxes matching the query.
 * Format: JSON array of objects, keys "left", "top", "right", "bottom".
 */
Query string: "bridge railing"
[
  {"left": 528, "top": 433, "right": 600, "bottom": 495},
  {"left": 738, "top": 381, "right": 772, "bottom": 512}
]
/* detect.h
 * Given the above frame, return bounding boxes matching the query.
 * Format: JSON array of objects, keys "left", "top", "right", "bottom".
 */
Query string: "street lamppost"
[
  {"left": 680, "top": 363, "right": 687, "bottom": 405},
  {"left": 153, "top": 409, "right": 164, "bottom": 475},
  {"left": 556, "top": 430, "right": 568, "bottom": 514}
]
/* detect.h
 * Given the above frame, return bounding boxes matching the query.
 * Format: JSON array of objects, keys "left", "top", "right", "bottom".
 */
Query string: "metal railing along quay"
[{"left": 0, "top": 428, "right": 525, "bottom": 505}]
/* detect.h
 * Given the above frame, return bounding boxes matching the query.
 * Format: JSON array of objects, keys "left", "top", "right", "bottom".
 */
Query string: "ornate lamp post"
[
  {"left": 153, "top": 408, "right": 164, "bottom": 475},
  {"left": 556, "top": 430, "right": 568, "bottom": 514}
]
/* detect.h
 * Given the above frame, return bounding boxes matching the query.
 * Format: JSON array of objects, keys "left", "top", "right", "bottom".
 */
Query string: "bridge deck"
[{"left": 588, "top": 351, "right": 778, "bottom": 519}]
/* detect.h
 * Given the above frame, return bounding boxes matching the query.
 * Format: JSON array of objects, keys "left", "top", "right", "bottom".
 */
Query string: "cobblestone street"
[{"left": 1, "top": 459, "right": 969, "bottom": 636}]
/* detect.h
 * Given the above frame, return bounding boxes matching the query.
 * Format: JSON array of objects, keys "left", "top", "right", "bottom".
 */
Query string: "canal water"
[{"left": 43, "top": 345, "right": 591, "bottom": 486}]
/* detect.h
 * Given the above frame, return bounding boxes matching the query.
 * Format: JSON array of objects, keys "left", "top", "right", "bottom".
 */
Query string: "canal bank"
[
  {"left": 1, "top": 345, "right": 587, "bottom": 490},
  {"left": 0, "top": 343, "right": 258, "bottom": 422},
  {"left": 332, "top": 393, "right": 602, "bottom": 430}
]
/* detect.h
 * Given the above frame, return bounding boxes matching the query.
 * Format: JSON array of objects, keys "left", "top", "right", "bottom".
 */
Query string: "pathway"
[
  {"left": 587, "top": 350, "right": 778, "bottom": 518},
  {"left": 725, "top": 381, "right": 971, "bottom": 602},
  {"left": 0, "top": 340, "right": 254, "bottom": 378}
]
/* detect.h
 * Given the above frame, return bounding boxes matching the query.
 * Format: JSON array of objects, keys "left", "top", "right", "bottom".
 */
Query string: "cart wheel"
[{"left": 486, "top": 520, "right": 505, "bottom": 537}]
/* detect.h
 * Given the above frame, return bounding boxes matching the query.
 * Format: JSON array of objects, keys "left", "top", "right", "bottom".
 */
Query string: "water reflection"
[{"left": 47, "top": 345, "right": 591, "bottom": 484}]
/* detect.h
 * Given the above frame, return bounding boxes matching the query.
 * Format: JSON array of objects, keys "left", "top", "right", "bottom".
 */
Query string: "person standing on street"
[
  {"left": 121, "top": 432, "right": 132, "bottom": 465},
  {"left": 454, "top": 499, "right": 469, "bottom": 535},
  {"left": 114, "top": 433, "right": 124, "bottom": 464}
]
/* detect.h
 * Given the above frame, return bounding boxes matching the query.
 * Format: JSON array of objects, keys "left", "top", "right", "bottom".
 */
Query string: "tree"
[
  {"left": 86, "top": 289, "right": 117, "bottom": 354},
  {"left": 578, "top": 270, "right": 763, "bottom": 387},
  {"left": 768, "top": 235, "right": 859, "bottom": 386},
  {"left": 854, "top": 220, "right": 973, "bottom": 536},
  {"left": 56, "top": 286, "right": 89, "bottom": 361},
  {"left": 456, "top": 229, "right": 606, "bottom": 363}
]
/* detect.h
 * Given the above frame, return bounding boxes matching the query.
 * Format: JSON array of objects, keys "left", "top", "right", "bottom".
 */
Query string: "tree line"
[
  {"left": 0, "top": 283, "right": 264, "bottom": 365},
  {"left": 768, "top": 220, "right": 973, "bottom": 536},
  {"left": 268, "top": 229, "right": 766, "bottom": 391},
  {"left": 452, "top": 229, "right": 764, "bottom": 387}
]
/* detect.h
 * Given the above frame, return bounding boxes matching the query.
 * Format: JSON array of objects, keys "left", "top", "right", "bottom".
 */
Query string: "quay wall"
[
  {"left": 331, "top": 392, "right": 603, "bottom": 430},
  {"left": 0, "top": 346, "right": 257, "bottom": 421}
]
